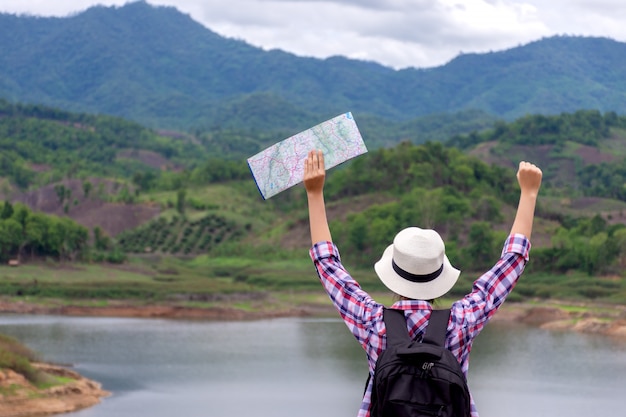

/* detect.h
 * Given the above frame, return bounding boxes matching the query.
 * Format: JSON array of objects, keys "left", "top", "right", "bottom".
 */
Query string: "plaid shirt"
[{"left": 309, "top": 234, "right": 531, "bottom": 417}]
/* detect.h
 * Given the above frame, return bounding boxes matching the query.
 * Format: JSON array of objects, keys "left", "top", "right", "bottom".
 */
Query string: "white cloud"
[
  {"left": 0, "top": 0, "right": 625, "bottom": 68},
  {"left": 0, "top": 0, "right": 125, "bottom": 16}
]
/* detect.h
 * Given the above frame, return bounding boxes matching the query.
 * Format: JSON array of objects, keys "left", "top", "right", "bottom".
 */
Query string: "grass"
[
  {"left": 526, "top": 298, "right": 625, "bottom": 318},
  {"left": 513, "top": 271, "right": 626, "bottom": 303},
  {"left": 0, "top": 251, "right": 390, "bottom": 318},
  {"left": 0, "top": 384, "right": 21, "bottom": 396},
  {"left": 0, "top": 258, "right": 256, "bottom": 300},
  {"left": 0, "top": 334, "right": 43, "bottom": 386},
  {"left": 1, "top": 243, "right": 625, "bottom": 317},
  {"left": 0, "top": 335, "right": 80, "bottom": 398},
  {"left": 145, "top": 181, "right": 278, "bottom": 232},
  {"left": 600, "top": 129, "right": 626, "bottom": 158},
  {"left": 34, "top": 375, "right": 75, "bottom": 390}
]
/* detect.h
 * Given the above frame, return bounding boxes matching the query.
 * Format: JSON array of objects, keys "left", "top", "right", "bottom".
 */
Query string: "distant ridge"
[{"left": 1, "top": 1, "right": 625, "bottom": 130}]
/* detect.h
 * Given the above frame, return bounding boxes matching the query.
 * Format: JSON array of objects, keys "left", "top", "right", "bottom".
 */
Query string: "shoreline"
[
  {"left": 1, "top": 297, "right": 625, "bottom": 337},
  {"left": 0, "top": 363, "right": 110, "bottom": 417},
  {"left": 488, "top": 301, "right": 626, "bottom": 338}
]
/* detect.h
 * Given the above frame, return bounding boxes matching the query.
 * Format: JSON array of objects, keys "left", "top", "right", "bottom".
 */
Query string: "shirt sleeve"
[
  {"left": 452, "top": 233, "right": 531, "bottom": 331},
  {"left": 309, "top": 241, "right": 383, "bottom": 347}
]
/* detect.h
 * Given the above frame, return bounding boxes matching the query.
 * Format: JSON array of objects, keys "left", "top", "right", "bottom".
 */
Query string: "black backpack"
[{"left": 369, "top": 308, "right": 471, "bottom": 417}]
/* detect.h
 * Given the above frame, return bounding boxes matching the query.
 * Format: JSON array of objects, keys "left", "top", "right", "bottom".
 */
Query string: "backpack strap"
[
  {"left": 423, "top": 309, "right": 451, "bottom": 347},
  {"left": 365, "top": 308, "right": 409, "bottom": 394},
  {"left": 382, "top": 308, "right": 411, "bottom": 347}
]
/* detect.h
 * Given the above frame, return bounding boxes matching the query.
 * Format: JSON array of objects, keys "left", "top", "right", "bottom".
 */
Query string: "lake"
[{"left": 0, "top": 314, "right": 625, "bottom": 417}]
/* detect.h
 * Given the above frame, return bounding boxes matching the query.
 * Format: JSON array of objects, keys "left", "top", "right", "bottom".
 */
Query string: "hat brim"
[{"left": 374, "top": 244, "right": 461, "bottom": 300}]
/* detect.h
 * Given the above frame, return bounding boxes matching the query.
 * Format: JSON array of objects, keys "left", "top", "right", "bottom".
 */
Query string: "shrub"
[{"left": 0, "top": 334, "right": 45, "bottom": 384}]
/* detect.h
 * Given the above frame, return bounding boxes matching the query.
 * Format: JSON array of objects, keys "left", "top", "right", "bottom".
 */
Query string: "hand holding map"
[{"left": 247, "top": 112, "right": 368, "bottom": 199}]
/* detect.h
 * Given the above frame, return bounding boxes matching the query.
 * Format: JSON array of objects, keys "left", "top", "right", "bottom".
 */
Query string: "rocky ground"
[
  {"left": 489, "top": 302, "right": 626, "bottom": 338},
  {"left": 0, "top": 363, "right": 109, "bottom": 417}
]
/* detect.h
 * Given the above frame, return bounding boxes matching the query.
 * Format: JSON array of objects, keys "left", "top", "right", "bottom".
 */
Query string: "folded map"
[{"left": 247, "top": 112, "right": 368, "bottom": 199}]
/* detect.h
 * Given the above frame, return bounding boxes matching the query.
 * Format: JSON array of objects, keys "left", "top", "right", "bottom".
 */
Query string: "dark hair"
[{"left": 392, "top": 293, "right": 436, "bottom": 305}]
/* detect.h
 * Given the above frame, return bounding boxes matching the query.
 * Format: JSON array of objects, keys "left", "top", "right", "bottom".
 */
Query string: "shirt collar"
[{"left": 390, "top": 299, "right": 433, "bottom": 310}]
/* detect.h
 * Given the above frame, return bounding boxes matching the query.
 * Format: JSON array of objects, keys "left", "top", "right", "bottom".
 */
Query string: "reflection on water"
[{"left": 0, "top": 315, "right": 624, "bottom": 417}]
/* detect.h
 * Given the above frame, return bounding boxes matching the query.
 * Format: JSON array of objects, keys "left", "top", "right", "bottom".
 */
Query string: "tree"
[
  {"left": 93, "top": 226, "right": 111, "bottom": 251},
  {"left": 61, "top": 219, "right": 88, "bottom": 261},
  {"left": 584, "top": 232, "right": 610, "bottom": 275},
  {"left": 22, "top": 213, "right": 47, "bottom": 259},
  {"left": 472, "top": 195, "right": 503, "bottom": 222},
  {"left": 612, "top": 227, "right": 626, "bottom": 270},
  {"left": 176, "top": 189, "right": 186, "bottom": 215},
  {"left": 54, "top": 185, "right": 67, "bottom": 204},
  {"left": 0, "top": 201, "right": 13, "bottom": 220},
  {"left": 369, "top": 215, "right": 399, "bottom": 257},
  {"left": 0, "top": 219, "right": 23, "bottom": 261},
  {"left": 132, "top": 171, "right": 157, "bottom": 192},
  {"left": 347, "top": 213, "right": 368, "bottom": 252},
  {"left": 43, "top": 217, "right": 65, "bottom": 258},
  {"left": 464, "top": 222, "right": 496, "bottom": 270},
  {"left": 400, "top": 188, "right": 441, "bottom": 229},
  {"left": 82, "top": 180, "right": 93, "bottom": 198},
  {"left": 117, "top": 185, "right": 134, "bottom": 204}
]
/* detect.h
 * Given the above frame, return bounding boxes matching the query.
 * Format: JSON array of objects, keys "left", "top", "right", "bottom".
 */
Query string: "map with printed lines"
[{"left": 247, "top": 112, "right": 368, "bottom": 199}]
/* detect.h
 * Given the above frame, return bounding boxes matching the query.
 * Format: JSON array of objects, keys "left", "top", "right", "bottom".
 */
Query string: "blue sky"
[{"left": 1, "top": 0, "right": 625, "bottom": 69}]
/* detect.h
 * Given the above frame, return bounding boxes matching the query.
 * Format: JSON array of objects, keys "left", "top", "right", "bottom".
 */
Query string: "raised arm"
[
  {"left": 304, "top": 150, "right": 332, "bottom": 245},
  {"left": 510, "top": 161, "right": 543, "bottom": 239}
]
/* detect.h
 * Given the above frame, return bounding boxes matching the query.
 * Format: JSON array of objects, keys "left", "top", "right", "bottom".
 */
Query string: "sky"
[{"left": 1, "top": 0, "right": 625, "bottom": 70}]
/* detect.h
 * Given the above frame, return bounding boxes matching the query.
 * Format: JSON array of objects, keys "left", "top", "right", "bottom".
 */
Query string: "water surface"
[{"left": 0, "top": 315, "right": 624, "bottom": 417}]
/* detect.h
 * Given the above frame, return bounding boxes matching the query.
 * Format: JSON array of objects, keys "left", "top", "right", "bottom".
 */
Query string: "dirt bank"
[
  {"left": 489, "top": 302, "right": 626, "bottom": 338},
  {"left": 1, "top": 297, "right": 625, "bottom": 337},
  {"left": 0, "top": 363, "right": 109, "bottom": 417},
  {"left": 0, "top": 298, "right": 327, "bottom": 321}
]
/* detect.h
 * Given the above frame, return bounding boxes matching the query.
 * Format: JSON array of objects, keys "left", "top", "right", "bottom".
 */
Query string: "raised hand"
[
  {"left": 304, "top": 149, "right": 326, "bottom": 195},
  {"left": 517, "top": 161, "right": 542, "bottom": 196},
  {"left": 510, "top": 161, "right": 542, "bottom": 239}
]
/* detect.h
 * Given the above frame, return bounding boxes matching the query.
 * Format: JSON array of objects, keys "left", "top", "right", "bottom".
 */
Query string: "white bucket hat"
[{"left": 374, "top": 227, "right": 460, "bottom": 300}]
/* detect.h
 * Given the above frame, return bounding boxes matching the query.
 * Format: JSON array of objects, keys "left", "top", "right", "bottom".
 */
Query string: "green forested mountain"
[
  {"left": 1, "top": 1, "right": 626, "bottom": 131},
  {"left": 1, "top": 1, "right": 626, "bottom": 303},
  {"left": 0, "top": 99, "right": 212, "bottom": 186}
]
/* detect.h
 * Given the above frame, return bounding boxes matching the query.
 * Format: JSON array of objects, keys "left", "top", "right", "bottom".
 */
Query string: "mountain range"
[{"left": 1, "top": 1, "right": 626, "bottom": 133}]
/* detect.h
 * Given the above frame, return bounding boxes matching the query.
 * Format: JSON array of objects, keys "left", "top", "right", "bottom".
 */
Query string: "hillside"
[
  {"left": 3, "top": 105, "right": 626, "bottom": 252},
  {"left": 0, "top": 103, "right": 625, "bottom": 304},
  {"left": 454, "top": 111, "right": 626, "bottom": 199},
  {"left": 1, "top": 2, "right": 626, "bottom": 131}
]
